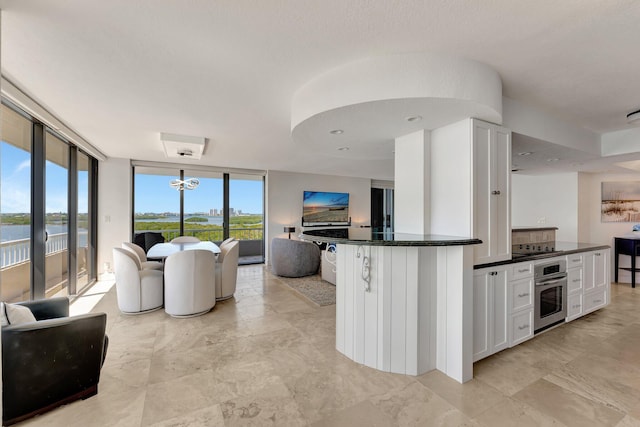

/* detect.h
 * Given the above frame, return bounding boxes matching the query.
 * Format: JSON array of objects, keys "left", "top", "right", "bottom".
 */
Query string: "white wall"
[
  {"left": 577, "top": 171, "right": 640, "bottom": 245},
  {"left": 430, "top": 119, "right": 473, "bottom": 237},
  {"left": 502, "top": 97, "right": 600, "bottom": 155},
  {"left": 576, "top": 171, "right": 640, "bottom": 282},
  {"left": 511, "top": 173, "right": 579, "bottom": 242},
  {"left": 266, "top": 170, "right": 371, "bottom": 262},
  {"left": 394, "top": 130, "right": 430, "bottom": 234},
  {"left": 97, "top": 158, "right": 131, "bottom": 276}
]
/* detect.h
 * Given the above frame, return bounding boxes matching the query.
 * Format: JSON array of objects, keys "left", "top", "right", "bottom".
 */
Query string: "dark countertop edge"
[
  {"left": 300, "top": 234, "right": 482, "bottom": 247},
  {"left": 512, "top": 226, "right": 559, "bottom": 231},
  {"left": 474, "top": 244, "right": 611, "bottom": 269}
]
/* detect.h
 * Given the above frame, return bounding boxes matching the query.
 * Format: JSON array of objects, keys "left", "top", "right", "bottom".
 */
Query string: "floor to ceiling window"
[
  {"left": 132, "top": 164, "right": 265, "bottom": 264},
  {"left": 183, "top": 170, "right": 224, "bottom": 241},
  {"left": 77, "top": 151, "right": 91, "bottom": 289},
  {"left": 0, "top": 101, "right": 99, "bottom": 302},
  {"left": 229, "top": 173, "right": 265, "bottom": 263},
  {"left": 45, "top": 131, "right": 70, "bottom": 297},
  {"left": 133, "top": 166, "right": 181, "bottom": 240},
  {"left": 0, "top": 104, "right": 33, "bottom": 301}
]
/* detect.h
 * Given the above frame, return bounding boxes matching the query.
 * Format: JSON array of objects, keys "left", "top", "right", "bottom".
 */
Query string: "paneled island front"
[{"left": 302, "top": 228, "right": 482, "bottom": 383}]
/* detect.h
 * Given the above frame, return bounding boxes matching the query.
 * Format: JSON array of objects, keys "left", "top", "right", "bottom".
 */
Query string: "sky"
[
  {"left": 1, "top": 141, "right": 262, "bottom": 215},
  {"left": 134, "top": 173, "right": 264, "bottom": 214},
  {"left": 1, "top": 142, "right": 89, "bottom": 214}
]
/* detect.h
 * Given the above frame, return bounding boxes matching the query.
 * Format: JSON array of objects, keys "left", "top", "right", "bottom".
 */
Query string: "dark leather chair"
[
  {"left": 1, "top": 297, "right": 108, "bottom": 426},
  {"left": 133, "top": 232, "right": 166, "bottom": 255}
]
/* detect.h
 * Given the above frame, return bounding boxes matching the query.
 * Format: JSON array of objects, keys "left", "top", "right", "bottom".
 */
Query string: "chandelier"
[{"left": 169, "top": 178, "right": 200, "bottom": 191}]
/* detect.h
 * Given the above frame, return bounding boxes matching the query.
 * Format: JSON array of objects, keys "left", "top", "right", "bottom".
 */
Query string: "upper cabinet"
[
  {"left": 473, "top": 119, "right": 512, "bottom": 265},
  {"left": 430, "top": 118, "right": 511, "bottom": 265}
]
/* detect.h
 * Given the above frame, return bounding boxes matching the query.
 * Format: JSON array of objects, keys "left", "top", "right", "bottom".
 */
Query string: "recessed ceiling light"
[
  {"left": 406, "top": 116, "right": 423, "bottom": 122},
  {"left": 337, "top": 146, "right": 350, "bottom": 151},
  {"left": 517, "top": 152, "right": 532, "bottom": 156},
  {"left": 546, "top": 158, "right": 559, "bottom": 162},
  {"left": 329, "top": 129, "right": 344, "bottom": 135}
]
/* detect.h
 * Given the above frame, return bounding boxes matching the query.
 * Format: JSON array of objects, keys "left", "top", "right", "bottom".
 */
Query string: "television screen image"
[{"left": 302, "top": 191, "right": 350, "bottom": 226}]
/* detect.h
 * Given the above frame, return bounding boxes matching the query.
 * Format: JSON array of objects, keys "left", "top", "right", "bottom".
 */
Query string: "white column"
[{"left": 394, "top": 130, "right": 430, "bottom": 234}]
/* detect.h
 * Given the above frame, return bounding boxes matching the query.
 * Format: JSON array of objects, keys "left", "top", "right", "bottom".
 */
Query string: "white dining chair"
[
  {"left": 164, "top": 249, "right": 216, "bottom": 317},
  {"left": 219, "top": 237, "right": 235, "bottom": 249},
  {"left": 215, "top": 240, "right": 239, "bottom": 301},
  {"left": 170, "top": 236, "right": 201, "bottom": 243},
  {"left": 112, "top": 248, "right": 164, "bottom": 314},
  {"left": 121, "top": 242, "right": 163, "bottom": 270}
]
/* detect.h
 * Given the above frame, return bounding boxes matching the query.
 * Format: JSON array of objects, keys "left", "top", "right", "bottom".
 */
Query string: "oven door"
[{"left": 534, "top": 275, "right": 567, "bottom": 333}]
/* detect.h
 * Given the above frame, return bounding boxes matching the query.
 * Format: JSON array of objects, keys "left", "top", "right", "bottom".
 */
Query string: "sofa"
[
  {"left": 2, "top": 297, "right": 108, "bottom": 426},
  {"left": 271, "top": 237, "right": 320, "bottom": 277}
]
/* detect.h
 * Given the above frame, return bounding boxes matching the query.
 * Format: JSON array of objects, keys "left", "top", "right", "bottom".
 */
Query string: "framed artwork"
[{"left": 601, "top": 181, "right": 640, "bottom": 222}]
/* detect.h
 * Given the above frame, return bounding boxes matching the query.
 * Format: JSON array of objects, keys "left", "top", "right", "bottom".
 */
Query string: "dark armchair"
[
  {"left": 133, "top": 231, "right": 165, "bottom": 254},
  {"left": 2, "top": 297, "right": 108, "bottom": 426}
]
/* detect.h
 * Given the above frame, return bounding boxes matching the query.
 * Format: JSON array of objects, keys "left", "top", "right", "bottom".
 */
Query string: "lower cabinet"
[
  {"left": 566, "top": 249, "right": 610, "bottom": 321},
  {"left": 510, "top": 309, "right": 534, "bottom": 346},
  {"left": 567, "top": 292, "right": 584, "bottom": 320},
  {"left": 473, "top": 267, "right": 508, "bottom": 362},
  {"left": 474, "top": 249, "right": 610, "bottom": 363}
]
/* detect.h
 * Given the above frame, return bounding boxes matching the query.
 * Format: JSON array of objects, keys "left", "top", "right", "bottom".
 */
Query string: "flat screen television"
[{"left": 302, "top": 191, "right": 350, "bottom": 226}]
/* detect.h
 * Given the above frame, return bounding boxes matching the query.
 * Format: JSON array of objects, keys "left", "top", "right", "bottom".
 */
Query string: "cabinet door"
[
  {"left": 584, "top": 252, "right": 596, "bottom": 292},
  {"left": 510, "top": 277, "right": 534, "bottom": 312},
  {"left": 491, "top": 270, "right": 509, "bottom": 354},
  {"left": 473, "top": 120, "right": 511, "bottom": 265},
  {"left": 473, "top": 268, "right": 508, "bottom": 362},
  {"left": 493, "top": 128, "right": 511, "bottom": 261},
  {"left": 567, "top": 267, "right": 583, "bottom": 294},
  {"left": 510, "top": 309, "right": 534, "bottom": 346},
  {"left": 566, "top": 292, "right": 583, "bottom": 321},
  {"left": 473, "top": 123, "right": 492, "bottom": 265},
  {"left": 593, "top": 249, "right": 608, "bottom": 289},
  {"left": 473, "top": 271, "right": 491, "bottom": 362}
]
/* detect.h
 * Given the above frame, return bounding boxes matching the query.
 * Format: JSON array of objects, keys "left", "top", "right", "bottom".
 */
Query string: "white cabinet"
[
  {"left": 583, "top": 249, "right": 610, "bottom": 314},
  {"left": 473, "top": 267, "right": 508, "bottom": 362},
  {"left": 473, "top": 119, "right": 511, "bottom": 265},
  {"left": 566, "top": 249, "right": 609, "bottom": 321},
  {"left": 508, "top": 262, "right": 534, "bottom": 347},
  {"left": 566, "top": 253, "right": 584, "bottom": 322}
]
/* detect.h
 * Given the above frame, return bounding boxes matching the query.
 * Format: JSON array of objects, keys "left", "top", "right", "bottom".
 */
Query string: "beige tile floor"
[{"left": 19, "top": 265, "right": 640, "bottom": 426}]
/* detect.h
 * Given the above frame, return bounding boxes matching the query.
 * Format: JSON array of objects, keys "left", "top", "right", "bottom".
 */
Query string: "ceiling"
[{"left": 1, "top": 0, "right": 640, "bottom": 180}]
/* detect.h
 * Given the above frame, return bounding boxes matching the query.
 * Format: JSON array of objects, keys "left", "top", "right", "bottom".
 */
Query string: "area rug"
[{"left": 278, "top": 274, "right": 336, "bottom": 306}]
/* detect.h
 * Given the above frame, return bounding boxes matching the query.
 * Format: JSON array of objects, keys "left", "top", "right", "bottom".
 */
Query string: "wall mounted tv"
[{"left": 302, "top": 191, "right": 350, "bottom": 226}]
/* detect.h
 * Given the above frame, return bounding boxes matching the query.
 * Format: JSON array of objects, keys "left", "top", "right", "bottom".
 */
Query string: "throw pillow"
[
  {"left": 0, "top": 302, "right": 8, "bottom": 326},
  {"left": 5, "top": 303, "right": 36, "bottom": 325}
]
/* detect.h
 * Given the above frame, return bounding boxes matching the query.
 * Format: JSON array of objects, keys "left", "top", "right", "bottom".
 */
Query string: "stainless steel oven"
[{"left": 534, "top": 259, "right": 567, "bottom": 333}]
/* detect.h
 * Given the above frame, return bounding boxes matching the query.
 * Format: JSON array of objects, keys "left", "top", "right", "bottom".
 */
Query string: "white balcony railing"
[{"left": 1, "top": 232, "right": 77, "bottom": 269}]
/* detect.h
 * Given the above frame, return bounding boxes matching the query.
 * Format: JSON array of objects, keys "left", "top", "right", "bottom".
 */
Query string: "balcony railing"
[
  {"left": 141, "top": 227, "right": 264, "bottom": 244},
  {"left": 1, "top": 232, "right": 73, "bottom": 268}
]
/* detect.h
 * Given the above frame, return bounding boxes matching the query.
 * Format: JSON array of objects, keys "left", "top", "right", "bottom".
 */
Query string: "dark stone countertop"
[
  {"left": 512, "top": 226, "right": 559, "bottom": 232},
  {"left": 475, "top": 241, "right": 611, "bottom": 269},
  {"left": 300, "top": 228, "right": 482, "bottom": 247}
]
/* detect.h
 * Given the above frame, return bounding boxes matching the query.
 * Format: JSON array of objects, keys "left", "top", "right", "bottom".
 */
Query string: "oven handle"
[{"left": 535, "top": 276, "right": 567, "bottom": 287}]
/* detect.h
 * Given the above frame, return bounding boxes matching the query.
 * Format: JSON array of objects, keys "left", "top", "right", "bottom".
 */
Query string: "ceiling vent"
[{"left": 160, "top": 133, "right": 206, "bottom": 159}]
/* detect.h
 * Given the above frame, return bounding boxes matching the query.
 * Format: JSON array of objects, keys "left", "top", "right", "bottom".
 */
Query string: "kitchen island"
[{"left": 302, "top": 228, "right": 481, "bottom": 383}]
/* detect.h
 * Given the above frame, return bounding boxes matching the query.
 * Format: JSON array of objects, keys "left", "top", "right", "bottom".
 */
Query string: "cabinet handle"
[
  {"left": 572, "top": 304, "right": 581, "bottom": 309},
  {"left": 518, "top": 268, "right": 529, "bottom": 273},
  {"left": 595, "top": 253, "right": 601, "bottom": 256},
  {"left": 492, "top": 190, "right": 501, "bottom": 195},
  {"left": 517, "top": 293, "right": 530, "bottom": 298},
  {"left": 572, "top": 259, "right": 580, "bottom": 262},
  {"left": 518, "top": 325, "right": 529, "bottom": 330},
  {"left": 594, "top": 299, "right": 602, "bottom": 303},
  {"left": 572, "top": 279, "right": 581, "bottom": 283}
]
